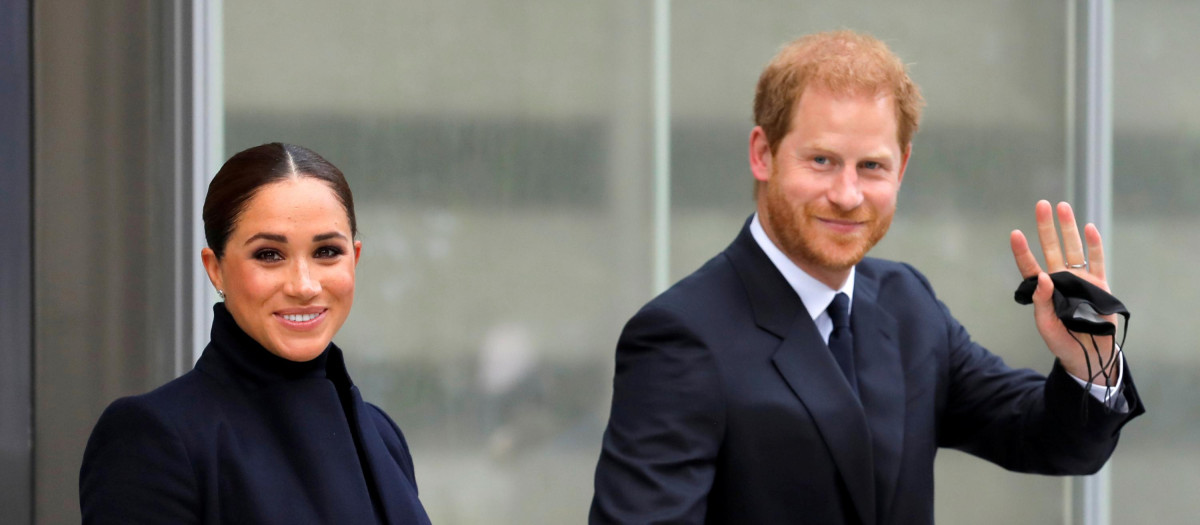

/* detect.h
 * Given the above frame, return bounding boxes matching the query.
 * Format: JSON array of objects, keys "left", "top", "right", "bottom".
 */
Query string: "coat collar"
[
  {"left": 198, "top": 302, "right": 341, "bottom": 389},
  {"left": 725, "top": 217, "right": 905, "bottom": 525},
  {"left": 196, "top": 303, "right": 430, "bottom": 524}
]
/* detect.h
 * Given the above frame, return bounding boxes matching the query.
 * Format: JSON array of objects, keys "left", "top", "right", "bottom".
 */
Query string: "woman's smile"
[{"left": 276, "top": 308, "right": 328, "bottom": 329}]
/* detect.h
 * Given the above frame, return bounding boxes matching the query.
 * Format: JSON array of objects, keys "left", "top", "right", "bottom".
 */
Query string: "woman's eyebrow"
[
  {"left": 313, "top": 232, "right": 348, "bottom": 242},
  {"left": 244, "top": 232, "right": 287, "bottom": 245}
]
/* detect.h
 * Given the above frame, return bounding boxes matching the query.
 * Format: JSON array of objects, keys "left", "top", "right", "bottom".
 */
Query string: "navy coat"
[
  {"left": 590, "top": 219, "right": 1143, "bottom": 525},
  {"left": 81, "top": 304, "right": 432, "bottom": 524}
]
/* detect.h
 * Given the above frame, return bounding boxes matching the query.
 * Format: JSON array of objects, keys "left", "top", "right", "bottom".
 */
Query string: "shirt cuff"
[{"left": 1067, "top": 348, "right": 1129, "bottom": 413}]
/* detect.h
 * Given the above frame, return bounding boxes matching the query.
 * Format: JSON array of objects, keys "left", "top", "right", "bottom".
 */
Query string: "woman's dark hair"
[{"left": 203, "top": 142, "right": 357, "bottom": 259}]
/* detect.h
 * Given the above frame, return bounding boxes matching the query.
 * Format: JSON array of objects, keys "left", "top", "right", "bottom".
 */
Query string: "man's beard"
[{"left": 763, "top": 175, "right": 893, "bottom": 273}]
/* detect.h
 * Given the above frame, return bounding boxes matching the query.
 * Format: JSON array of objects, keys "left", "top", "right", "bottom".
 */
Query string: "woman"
[{"left": 80, "top": 143, "right": 432, "bottom": 524}]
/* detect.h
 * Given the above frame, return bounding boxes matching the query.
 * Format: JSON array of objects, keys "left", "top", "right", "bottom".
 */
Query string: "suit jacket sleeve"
[
  {"left": 590, "top": 305, "right": 725, "bottom": 524},
  {"left": 80, "top": 397, "right": 200, "bottom": 524},
  {"left": 914, "top": 264, "right": 1143, "bottom": 475}
]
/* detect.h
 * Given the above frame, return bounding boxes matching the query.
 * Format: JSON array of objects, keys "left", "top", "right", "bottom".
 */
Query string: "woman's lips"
[{"left": 274, "top": 308, "right": 327, "bottom": 330}]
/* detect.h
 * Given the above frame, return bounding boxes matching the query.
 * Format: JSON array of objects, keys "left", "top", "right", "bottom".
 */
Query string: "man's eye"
[
  {"left": 862, "top": 161, "right": 882, "bottom": 170},
  {"left": 254, "top": 249, "right": 283, "bottom": 262},
  {"left": 813, "top": 156, "right": 829, "bottom": 165},
  {"left": 315, "top": 246, "right": 344, "bottom": 259}
]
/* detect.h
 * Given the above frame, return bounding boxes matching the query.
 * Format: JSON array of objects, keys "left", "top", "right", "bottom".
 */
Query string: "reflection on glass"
[
  {"left": 1110, "top": 2, "right": 1200, "bottom": 522},
  {"left": 225, "top": 1, "right": 653, "bottom": 523}
]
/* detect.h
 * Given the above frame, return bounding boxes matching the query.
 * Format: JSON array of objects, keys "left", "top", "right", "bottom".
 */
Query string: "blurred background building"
[{"left": 2, "top": 1, "right": 1197, "bottom": 523}]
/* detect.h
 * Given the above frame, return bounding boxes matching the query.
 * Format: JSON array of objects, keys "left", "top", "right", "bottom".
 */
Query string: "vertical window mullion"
[{"left": 1067, "top": 1, "right": 1115, "bottom": 523}]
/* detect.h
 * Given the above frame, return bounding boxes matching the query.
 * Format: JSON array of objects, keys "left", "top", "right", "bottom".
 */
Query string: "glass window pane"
[
  {"left": 224, "top": 2, "right": 654, "bottom": 523},
  {"left": 1110, "top": 2, "right": 1200, "bottom": 522}
]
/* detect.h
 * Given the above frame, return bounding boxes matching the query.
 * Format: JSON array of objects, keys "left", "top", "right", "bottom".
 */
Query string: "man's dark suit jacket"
[
  {"left": 80, "top": 304, "right": 432, "bottom": 524},
  {"left": 590, "top": 220, "right": 1143, "bottom": 525}
]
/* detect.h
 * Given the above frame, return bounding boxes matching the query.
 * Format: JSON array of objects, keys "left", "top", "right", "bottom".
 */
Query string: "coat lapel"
[
  {"left": 321, "top": 345, "right": 429, "bottom": 525},
  {"left": 346, "top": 386, "right": 429, "bottom": 525},
  {"left": 325, "top": 346, "right": 431, "bottom": 525},
  {"left": 725, "top": 219, "right": 877, "bottom": 525},
  {"left": 851, "top": 269, "right": 905, "bottom": 522}
]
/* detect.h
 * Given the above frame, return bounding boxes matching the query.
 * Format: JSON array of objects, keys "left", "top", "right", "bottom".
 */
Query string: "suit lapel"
[
  {"left": 771, "top": 320, "right": 877, "bottom": 525},
  {"left": 852, "top": 269, "right": 905, "bottom": 522},
  {"left": 725, "top": 220, "right": 877, "bottom": 525}
]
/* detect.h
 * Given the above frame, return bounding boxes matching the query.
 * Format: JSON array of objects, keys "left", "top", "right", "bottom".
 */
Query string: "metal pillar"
[
  {"left": 31, "top": 1, "right": 210, "bottom": 520},
  {"left": 0, "top": 1, "right": 34, "bottom": 522},
  {"left": 191, "top": 0, "right": 223, "bottom": 363},
  {"left": 652, "top": 0, "right": 671, "bottom": 293},
  {"left": 1067, "top": 1, "right": 1114, "bottom": 523}
]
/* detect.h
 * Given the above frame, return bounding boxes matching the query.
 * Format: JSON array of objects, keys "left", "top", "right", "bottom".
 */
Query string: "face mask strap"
[
  {"left": 1067, "top": 315, "right": 1127, "bottom": 417},
  {"left": 1067, "top": 331, "right": 1096, "bottom": 419},
  {"left": 1105, "top": 318, "right": 1130, "bottom": 406}
]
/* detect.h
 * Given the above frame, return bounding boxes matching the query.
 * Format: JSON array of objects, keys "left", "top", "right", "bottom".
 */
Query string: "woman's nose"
[{"left": 285, "top": 260, "right": 321, "bottom": 299}]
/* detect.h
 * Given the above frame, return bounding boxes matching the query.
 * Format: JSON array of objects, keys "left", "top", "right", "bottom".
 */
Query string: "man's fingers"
[
  {"left": 1010, "top": 230, "right": 1043, "bottom": 278},
  {"left": 1034, "top": 200, "right": 1064, "bottom": 270},
  {"left": 1034, "top": 272, "right": 1055, "bottom": 303},
  {"left": 1032, "top": 272, "right": 1060, "bottom": 330},
  {"left": 1085, "top": 223, "right": 1108, "bottom": 285},
  {"left": 1056, "top": 202, "right": 1087, "bottom": 267}
]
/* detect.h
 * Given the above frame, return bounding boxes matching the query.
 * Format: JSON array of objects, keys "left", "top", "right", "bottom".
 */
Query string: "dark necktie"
[{"left": 827, "top": 293, "right": 858, "bottom": 395}]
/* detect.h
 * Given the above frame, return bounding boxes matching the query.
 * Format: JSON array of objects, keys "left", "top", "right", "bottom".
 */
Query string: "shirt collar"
[{"left": 749, "top": 213, "right": 855, "bottom": 321}]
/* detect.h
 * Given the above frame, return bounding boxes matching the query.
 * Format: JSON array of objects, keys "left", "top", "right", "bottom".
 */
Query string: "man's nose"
[{"left": 827, "top": 166, "right": 864, "bottom": 210}]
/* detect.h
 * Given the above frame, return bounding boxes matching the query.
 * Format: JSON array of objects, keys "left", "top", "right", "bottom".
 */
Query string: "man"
[{"left": 590, "top": 30, "right": 1142, "bottom": 524}]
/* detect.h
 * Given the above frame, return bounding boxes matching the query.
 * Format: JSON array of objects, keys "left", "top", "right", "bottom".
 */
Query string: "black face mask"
[
  {"left": 1014, "top": 271, "right": 1129, "bottom": 336},
  {"left": 1014, "top": 271, "right": 1129, "bottom": 397}
]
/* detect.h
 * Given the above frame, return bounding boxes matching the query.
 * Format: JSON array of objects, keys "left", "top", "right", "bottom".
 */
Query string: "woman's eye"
[
  {"left": 315, "top": 246, "right": 344, "bottom": 259},
  {"left": 254, "top": 249, "right": 283, "bottom": 262}
]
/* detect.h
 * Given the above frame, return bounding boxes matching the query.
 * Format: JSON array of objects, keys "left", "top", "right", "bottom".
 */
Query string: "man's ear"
[
  {"left": 897, "top": 143, "right": 912, "bottom": 185},
  {"left": 749, "top": 126, "right": 774, "bottom": 183},
  {"left": 201, "top": 247, "right": 223, "bottom": 292}
]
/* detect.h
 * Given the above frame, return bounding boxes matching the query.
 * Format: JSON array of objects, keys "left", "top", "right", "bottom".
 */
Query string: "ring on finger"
[{"left": 1066, "top": 262, "right": 1087, "bottom": 269}]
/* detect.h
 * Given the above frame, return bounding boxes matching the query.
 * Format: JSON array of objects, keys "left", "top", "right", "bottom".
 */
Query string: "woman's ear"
[{"left": 201, "top": 247, "right": 223, "bottom": 292}]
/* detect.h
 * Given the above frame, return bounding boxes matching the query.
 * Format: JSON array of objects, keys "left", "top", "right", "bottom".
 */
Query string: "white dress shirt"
[{"left": 748, "top": 213, "right": 1126, "bottom": 410}]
